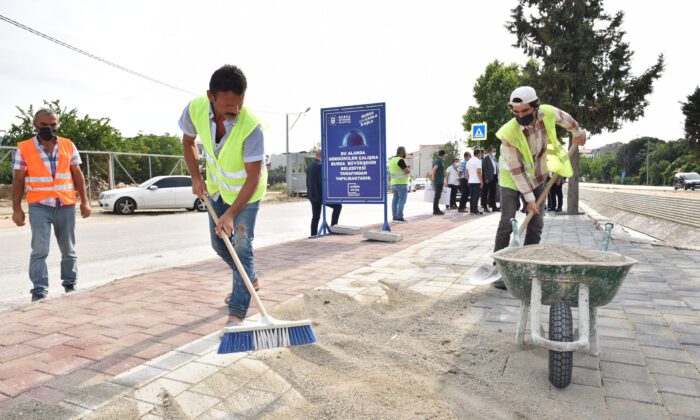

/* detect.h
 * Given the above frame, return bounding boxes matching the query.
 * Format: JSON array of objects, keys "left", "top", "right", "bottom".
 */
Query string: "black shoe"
[
  {"left": 483, "top": 208, "right": 491, "bottom": 213},
  {"left": 493, "top": 280, "right": 507, "bottom": 290},
  {"left": 394, "top": 218, "right": 407, "bottom": 222},
  {"left": 64, "top": 285, "right": 76, "bottom": 293},
  {"left": 31, "top": 294, "right": 46, "bottom": 302},
  {"left": 493, "top": 207, "right": 501, "bottom": 212},
  {"left": 458, "top": 208, "right": 467, "bottom": 213},
  {"left": 433, "top": 211, "right": 445, "bottom": 215},
  {"left": 555, "top": 208, "right": 562, "bottom": 212}
]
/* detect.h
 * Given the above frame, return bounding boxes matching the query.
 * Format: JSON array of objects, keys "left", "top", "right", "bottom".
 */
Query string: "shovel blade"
[{"left": 469, "top": 264, "right": 502, "bottom": 285}]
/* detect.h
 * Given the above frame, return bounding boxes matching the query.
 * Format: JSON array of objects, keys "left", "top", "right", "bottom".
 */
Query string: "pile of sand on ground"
[
  {"left": 79, "top": 282, "right": 608, "bottom": 419},
  {"left": 253, "top": 283, "right": 605, "bottom": 419}
]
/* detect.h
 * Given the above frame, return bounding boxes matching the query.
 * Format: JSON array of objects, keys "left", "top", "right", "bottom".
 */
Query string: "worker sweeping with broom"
[
  {"left": 180, "top": 65, "right": 315, "bottom": 353},
  {"left": 491, "top": 86, "right": 587, "bottom": 290}
]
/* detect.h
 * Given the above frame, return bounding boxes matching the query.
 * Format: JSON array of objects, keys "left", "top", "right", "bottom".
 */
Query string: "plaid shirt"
[
  {"left": 501, "top": 106, "right": 582, "bottom": 203},
  {"left": 13, "top": 136, "right": 82, "bottom": 207}
]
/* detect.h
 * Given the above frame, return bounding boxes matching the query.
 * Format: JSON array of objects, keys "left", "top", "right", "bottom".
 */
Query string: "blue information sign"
[
  {"left": 471, "top": 122, "right": 488, "bottom": 141},
  {"left": 321, "top": 103, "right": 386, "bottom": 204}
]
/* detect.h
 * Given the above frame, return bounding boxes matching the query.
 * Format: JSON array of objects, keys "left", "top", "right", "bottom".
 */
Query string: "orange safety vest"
[{"left": 17, "top": 137, "right": 77, "bottom": 205}]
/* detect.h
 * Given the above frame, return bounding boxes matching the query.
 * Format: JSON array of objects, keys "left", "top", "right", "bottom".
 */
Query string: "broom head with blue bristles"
[{"left": 218, "top": 316, "right": 316, "bottom": 354}]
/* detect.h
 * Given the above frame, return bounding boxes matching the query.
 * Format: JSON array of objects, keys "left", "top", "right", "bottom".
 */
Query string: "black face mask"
[
  {"left": 515, "top": 113, "right": 535, "bottom": 126},
  {"left": 38, "top": 127, "right": 58, "bottom": 141}
]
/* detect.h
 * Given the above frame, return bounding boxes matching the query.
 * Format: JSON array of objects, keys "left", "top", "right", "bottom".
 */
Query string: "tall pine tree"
[{"left": 507, "top": 0, "right": 664, "bottom": 213}]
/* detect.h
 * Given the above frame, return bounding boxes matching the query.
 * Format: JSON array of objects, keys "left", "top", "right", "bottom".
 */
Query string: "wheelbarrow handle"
[{"left": 517, "top": 144, "right": 580, "bottom": 239}]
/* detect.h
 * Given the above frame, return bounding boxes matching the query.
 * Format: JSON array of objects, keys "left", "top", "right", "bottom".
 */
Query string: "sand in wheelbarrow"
[{"left": 502, "top": 243, "right": 626, "bottom": 263}]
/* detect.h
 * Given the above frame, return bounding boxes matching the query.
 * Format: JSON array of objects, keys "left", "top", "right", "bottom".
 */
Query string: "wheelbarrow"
[{"left": 491, "top": 221, "right": 637, "bottom": 388}]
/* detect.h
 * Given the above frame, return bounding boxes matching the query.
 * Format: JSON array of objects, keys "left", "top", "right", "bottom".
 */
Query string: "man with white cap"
[{"left": 491, "top": 86, "right": 586, "bottom": 289}]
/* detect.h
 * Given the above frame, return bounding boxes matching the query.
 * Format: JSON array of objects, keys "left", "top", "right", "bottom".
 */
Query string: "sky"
[{"left": 1, "top": 0, "right": 698, "bottom": 156}]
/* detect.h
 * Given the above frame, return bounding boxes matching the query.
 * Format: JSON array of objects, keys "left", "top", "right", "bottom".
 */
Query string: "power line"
[
  {"left": 0, "top": 13, "right": 198, "bottom": 96},
  {"left": 0, "top": 13, "right": 300, "bottom": 117}
]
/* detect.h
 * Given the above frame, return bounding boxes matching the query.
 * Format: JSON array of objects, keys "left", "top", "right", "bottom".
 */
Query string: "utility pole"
[
  {"left": 646, "top": 139, "right": 650, "bottom": 185},
  {"left": 285, "top": 107, "right": 311, "bottom": 196}
]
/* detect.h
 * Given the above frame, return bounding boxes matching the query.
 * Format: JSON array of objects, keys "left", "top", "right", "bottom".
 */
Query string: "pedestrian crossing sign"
[{"left": 471, "top": 123, "right": 487, "bottom": 141}]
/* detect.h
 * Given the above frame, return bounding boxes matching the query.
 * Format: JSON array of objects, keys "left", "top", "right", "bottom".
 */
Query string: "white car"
[
  {"left": 410, "top": 177, "right": 430, "bottom": 192},
  {"left": 98, "top": 175, "right": 206, "bottom": 215}
]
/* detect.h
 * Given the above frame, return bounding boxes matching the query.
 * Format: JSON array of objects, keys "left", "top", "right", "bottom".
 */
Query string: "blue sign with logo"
[
  {"left": 471, "top": 122, "right": 487, "bottom": 141},
  {"left": 321, "top": 103, "right": 386, "bottom": 204}
]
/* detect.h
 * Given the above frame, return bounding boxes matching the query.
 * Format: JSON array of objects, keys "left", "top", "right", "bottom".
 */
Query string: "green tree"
[
  {"left": 508, "top": 0, "right": 664, "bottom": 212},
  {"left": 462, "top": 60, "right": 524, "bottom": 150},
  {"left": 432, "top": 140, "right": 461, "bottom": 170},
  {"left": 681, "top": 86, "right": 700, "bottom": 161},
  {"left": 3, "top": 100, "right": 123, "bottom": 151}
]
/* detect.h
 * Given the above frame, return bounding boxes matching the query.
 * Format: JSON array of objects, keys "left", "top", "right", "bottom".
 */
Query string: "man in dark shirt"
[
  {"left": 431, "top": 149, "right": 446, "bottom": 215},
  {"left": 307, "top": 149, "right": 342, "bottom": 236}
]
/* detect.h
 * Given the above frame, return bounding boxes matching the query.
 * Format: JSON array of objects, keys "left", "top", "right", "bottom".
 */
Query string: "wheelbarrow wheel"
[{"left": 548, "top": 300, "right": 573, "bottom": 388}]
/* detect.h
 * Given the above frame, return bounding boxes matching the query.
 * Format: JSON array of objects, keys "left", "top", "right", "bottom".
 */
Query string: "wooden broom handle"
[{"left": 201, "top": 195, "right": 269, "bottom": 318}]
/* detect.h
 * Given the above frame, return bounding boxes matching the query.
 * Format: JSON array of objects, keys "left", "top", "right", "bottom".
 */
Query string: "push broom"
[{"left": 201, "top": 196, "right": 316, "bottom": 354}]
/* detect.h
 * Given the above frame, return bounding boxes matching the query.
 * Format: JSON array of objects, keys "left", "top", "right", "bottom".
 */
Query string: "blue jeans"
[
  {"left": 391, "top": 184, "right": 408, "bottom": 219},
  {"left": 208, "top": 196, "right": 259, "bottom": 319},
  {"left": 28, "top": 203, "right": 77, "bottom": 297}
]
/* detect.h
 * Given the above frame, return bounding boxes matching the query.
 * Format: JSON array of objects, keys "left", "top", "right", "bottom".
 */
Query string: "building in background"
[{"left": 408, "top": 144, "right": 443, "bottom": 178}]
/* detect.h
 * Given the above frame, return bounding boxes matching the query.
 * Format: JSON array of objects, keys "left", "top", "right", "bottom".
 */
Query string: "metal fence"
[{"left": 0, "top": 146, "right": 193, "bottom": 205}]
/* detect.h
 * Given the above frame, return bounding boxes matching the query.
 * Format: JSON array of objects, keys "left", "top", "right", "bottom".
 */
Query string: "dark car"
[{"left": 673, "top": 172, "right": 700, "bottom": 190}]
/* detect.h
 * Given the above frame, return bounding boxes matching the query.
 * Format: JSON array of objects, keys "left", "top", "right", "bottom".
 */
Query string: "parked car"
[
  {"left": 673, "top": 172, "right": 700, "bottom": 190},
  {"left": 98, "top": 175, "right": 206, "bottom": 215},
  {"left": 410, "top": 177, "right": 430, "bottom": 192}
]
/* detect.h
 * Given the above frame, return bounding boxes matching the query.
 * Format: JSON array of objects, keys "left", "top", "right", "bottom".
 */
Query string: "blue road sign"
[
  {"left": 321, "top": 103, "right": 386, "bottom": 204},
  {"left": 471, "top": 122, "right": 487, "bottom": 141}
]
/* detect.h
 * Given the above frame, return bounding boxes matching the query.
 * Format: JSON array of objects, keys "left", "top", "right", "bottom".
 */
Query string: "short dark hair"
[
  {"left": 463, "top": 151, "right": 471, "bottom": 158},
  {"left": 209, "top": 65, "right": 247, "bottom": 95},
  {"left": 438, "top": 150, "right": 446, "bottom": 157},
  {"left": 396, "top": 146, "right": 406, "bottom": 155},
  {"left": 474, "top": 149, "right": 483, "bottom": 157}
]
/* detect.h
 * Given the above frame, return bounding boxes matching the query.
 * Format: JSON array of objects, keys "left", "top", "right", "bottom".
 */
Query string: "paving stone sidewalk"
[
  {"left": 2, "top": 209, "right": 700, "bottom": 418},
  {"left": 0, "top": 210, "right": 473, "bottom": 417}
]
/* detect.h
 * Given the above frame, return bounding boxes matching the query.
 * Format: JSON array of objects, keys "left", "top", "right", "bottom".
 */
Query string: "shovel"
[{"left": 469, "top": 144, "right": 579, "bottom": 285}]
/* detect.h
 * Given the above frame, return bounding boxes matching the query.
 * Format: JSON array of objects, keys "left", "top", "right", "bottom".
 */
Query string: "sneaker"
[
  {"left": 433, "top": 211, "right": 445, "bottom": 215},
  {"left": 493, "top": 280, "right": 507, "bottom": 290},
  {"left": 64, "top": 285, "right": 75, "bottom": 293},
  {"left": 31, "top": 294, "right": 46, "bottom": 302}
]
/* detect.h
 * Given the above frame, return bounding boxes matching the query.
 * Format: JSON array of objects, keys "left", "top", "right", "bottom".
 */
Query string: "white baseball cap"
[{"left": 510, "top": 86, "right": 538, "bottom": 104}]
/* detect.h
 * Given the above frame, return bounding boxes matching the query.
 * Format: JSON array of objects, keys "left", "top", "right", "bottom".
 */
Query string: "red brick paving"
[{"left": 0, "top": 211, "right": 473, "bottom": 410}]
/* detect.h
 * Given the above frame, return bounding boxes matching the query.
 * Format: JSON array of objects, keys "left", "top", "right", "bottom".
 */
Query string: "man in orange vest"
[{"left": 12, "top": 109, "right": 91, "bottom": 302}]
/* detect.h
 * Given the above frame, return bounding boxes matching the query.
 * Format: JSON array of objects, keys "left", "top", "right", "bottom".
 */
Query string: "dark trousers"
[
  {"left": 310, "top": 200, "right": 342, "bottom": 236},
  {"left": 481, "top": 176, "right": 498, "bottom": 210},
  {"left": 458, "top": 179, "right": 470, "bottom": 209},
  {"left": 469, "top": 183, "right": 481, "bottom": 214},
  {"left": 494, "top": 184, "right": 545, "bottom": 252},
  {"left": 433, "top": 184, "right": 444, "bottom": 213},
  {"left": 448, "top": 184, "right": 459, "bottom": 208},
  {"left": 551, "top": 183, "right": 563, "bottom": 210}
]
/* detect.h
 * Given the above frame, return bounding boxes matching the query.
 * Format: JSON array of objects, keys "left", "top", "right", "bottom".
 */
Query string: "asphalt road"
[{"left": 0, "top": 191, "right": 437, "bottom": 311}]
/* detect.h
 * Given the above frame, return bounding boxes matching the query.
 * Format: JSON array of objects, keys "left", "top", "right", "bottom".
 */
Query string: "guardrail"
[{"left": 579, "top": 187, "right": 700, "bottom": 229}]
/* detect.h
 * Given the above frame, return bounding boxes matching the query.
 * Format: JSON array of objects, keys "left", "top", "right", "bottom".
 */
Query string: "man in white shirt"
[
  {"left": 445, "top": 158, "right": 460, "bottom": 209},
  {"left": 465, "top": 149, "right": 483, "bottom": 215}
]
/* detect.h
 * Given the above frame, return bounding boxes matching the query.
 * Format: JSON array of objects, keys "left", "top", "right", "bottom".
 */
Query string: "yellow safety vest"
[
  {"left": 189, "top": 96, "right": 267, "bottom": 204},
  {"left": 389, "top": 156, "right": 409, "bottom": 185},
  {"left": 495, "top": 104, "right": 573, "bottom": 191}
]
